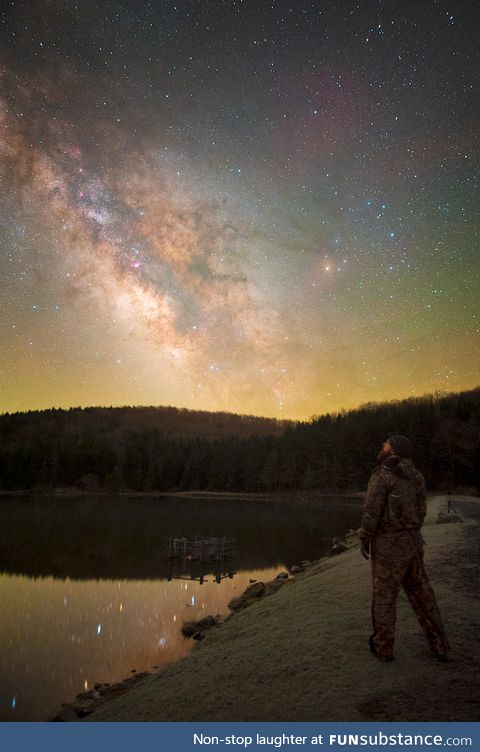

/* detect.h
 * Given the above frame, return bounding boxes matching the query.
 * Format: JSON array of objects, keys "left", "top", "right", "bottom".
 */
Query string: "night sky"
[{"left": 0, "top": 0, "right": 478, "bottom": 420}]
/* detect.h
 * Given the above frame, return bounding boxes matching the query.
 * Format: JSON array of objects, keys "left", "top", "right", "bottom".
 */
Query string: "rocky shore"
[
  {"left": 51, "top": 530, "right": 360, "bottom": 721},
  {"left": 53, "top": 495, "right": 479, "bottom": 722}
]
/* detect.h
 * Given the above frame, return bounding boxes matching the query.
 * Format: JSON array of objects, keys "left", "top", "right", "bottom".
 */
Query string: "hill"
[{"left": 0, "top": 388, "right": 479, "bottom": 493}]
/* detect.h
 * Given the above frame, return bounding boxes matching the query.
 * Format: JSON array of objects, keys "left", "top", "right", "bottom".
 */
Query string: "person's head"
[
  {"left": 377, "top": 440, "right": 393, "bottom": 461},
  {"left": 377, "top": 434, "right": 413, "bottom": 461}
]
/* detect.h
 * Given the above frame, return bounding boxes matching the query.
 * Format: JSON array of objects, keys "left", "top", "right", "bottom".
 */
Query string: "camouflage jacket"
[{"left": 359, "top": 456, "right": 427, "bottom": 542}]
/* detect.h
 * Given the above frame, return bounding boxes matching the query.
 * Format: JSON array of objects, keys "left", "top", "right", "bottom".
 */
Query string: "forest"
[{"left": 0, "top": 388, "right": 479, "bottom": 494}]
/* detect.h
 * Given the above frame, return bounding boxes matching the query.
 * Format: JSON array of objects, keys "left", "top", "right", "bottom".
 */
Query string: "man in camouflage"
[{"left": 359, "top": 435, "right": 449, "bottom": 662}]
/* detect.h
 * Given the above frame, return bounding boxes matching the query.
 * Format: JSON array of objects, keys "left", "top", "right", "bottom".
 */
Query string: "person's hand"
[{"left": 360, "top": 540, "right": 370, "bottom": 560}]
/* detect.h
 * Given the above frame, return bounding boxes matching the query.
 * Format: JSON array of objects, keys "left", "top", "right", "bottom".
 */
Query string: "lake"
[{"left": 0, "top": 494, "right": 362, "bottom": 721}]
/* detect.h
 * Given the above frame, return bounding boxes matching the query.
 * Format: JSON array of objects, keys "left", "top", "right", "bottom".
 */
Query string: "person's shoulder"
[
  {"left": 370, "top": 457, "right": 398, "bottom": 476},
  {"left": 368, "top": 458, "right": 403, "bottom": 488},
  {"left": 382, "top": 456, "right": 402, "bottom": 472},
  {"left": 368, "top": 463, "right": 389, "bottom": 483}
]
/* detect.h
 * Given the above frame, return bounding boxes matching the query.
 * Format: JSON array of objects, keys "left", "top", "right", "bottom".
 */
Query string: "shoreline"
[
  {"left": 54, "top": 494, "right": 480, "bottom": 722},
  {"left": 52, "top": 530, "right": 359, "bottom": 722},
  {"left": 0, "top": 488, "right": 366, "bottom": 506},
  {"left": 3, "top": 487, "right": 475, "bottom": 502}
]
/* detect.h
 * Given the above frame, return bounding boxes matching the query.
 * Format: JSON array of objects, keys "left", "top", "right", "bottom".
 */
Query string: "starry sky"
[{"left": 0, "top": 0, "right": 478, "bottom": 420}]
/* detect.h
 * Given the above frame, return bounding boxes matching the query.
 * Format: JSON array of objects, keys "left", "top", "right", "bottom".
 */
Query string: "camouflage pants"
[{"left": 371, "top": 531, "right": 449, "bottom": 657}]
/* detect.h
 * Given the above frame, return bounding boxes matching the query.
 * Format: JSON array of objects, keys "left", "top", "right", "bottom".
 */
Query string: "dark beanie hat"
[{"left": 388, "top": 434, "right": 413, "bottom": 458}]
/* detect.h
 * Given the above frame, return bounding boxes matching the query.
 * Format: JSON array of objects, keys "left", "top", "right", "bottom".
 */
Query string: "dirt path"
[{"left": 85, "top": 495, "right": 480, "bottom": 722}]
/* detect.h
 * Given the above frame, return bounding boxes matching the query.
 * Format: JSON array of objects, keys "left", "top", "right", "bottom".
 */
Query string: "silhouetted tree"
[{"left": 0, "top": 389, "right": 479, "bottom": 493}]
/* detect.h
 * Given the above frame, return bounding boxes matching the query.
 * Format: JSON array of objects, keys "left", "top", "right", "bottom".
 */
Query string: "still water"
[{"left": 0, "top": 494, "right": 361, "bottom": 721}]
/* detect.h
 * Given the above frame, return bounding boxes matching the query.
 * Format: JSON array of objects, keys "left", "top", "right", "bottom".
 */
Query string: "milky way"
[{"left": 0, "top": 1, "right": 478, "bottom": 419}]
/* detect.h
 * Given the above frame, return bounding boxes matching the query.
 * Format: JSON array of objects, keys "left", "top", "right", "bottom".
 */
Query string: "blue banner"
[{"left": 0, "top": 722, "right": 478, "bottom": 752}]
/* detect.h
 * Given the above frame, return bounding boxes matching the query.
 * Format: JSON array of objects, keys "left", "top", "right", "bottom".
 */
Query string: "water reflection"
[
  {"left": 167, "top": 534, "right": 236, "bottom": 584},
  {"left": 0, "top": 567, "right": 282, "bottom": 721},
  {"left": 0, "top": 494, "right": 361, "bottom": 721},
  {"left": 0, "top": 495, "right": 361, "bottom": 579},
  {"left": 167, "top": 559, "right": 236, "bottom": 584}
]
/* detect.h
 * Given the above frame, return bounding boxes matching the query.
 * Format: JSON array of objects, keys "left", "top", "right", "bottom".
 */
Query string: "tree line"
[{"left": 0, "top": 388, "right": 479, "bottom": 494}]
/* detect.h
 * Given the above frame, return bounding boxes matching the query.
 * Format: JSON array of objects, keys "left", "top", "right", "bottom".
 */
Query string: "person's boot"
[{"left": 369, "top": 634, "right": 395, "bottom": 662}]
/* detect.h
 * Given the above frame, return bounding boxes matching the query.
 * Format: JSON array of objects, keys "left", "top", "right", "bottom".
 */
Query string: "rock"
[
  {"left": 227, "top": 596, "right": 247, "bottom": 611},
  {"left": 249, "top": 578, "right": 257, "bottom": 583},
  {"left": 243, "top": 581, "right": 266, "bottom": 597},
  {"left": 228, "top": 573, "right": 292, "bottom": 612},
  {"left": 331, "top": 536, "right": 341, "bottom": 545},
  {"left": 192, "top": 632, "right": 205, "bottom": 641},
  {"left": 290, "top": 565, "right": 304, "bottom": 574},
  {"left": 182, "top": 615, "right": 220, "bottom": 637},
  {"left": 228, "top": 585, "right": 266, "bottom": 610},
  {"left": 75, "top": 690, "right": 92, "bottom": 700},
  {"left": 70, "top": 701, "right": 94, "bottom": 718},
  {"left": 51, "top": 706, "right": 79, "bottom": 722},
  {"left": 93, "top": 683, "right": 109, "bottom": 692},
  {"left": 265, "top": 578, "right": 287, "bottom": 595},
  {"left": 181, "top": 621, "right": 198, "bottom": 637},
  {"left": 301, "top": 560, "right": 312, "bottom": 567},
  {"left": 53, "top": 669, "right": 157, "bottom": 721},
  {"left": 328, "top": 542, "right": 348, "bottom": 556},
  {"left": 196, "top": 615, "right": 218, "bottom": 630}
]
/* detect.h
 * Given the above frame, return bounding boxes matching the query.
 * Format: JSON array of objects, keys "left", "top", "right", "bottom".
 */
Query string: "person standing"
[{"left": 359, "top": 435, "right": 449, "bottom": 662}]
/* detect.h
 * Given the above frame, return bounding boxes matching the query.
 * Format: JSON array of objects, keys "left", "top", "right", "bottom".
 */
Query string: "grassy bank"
[{"left": 84, "top": 495, "right": 479, "bottom": 722}]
